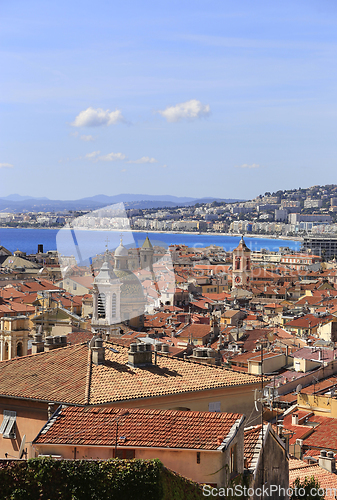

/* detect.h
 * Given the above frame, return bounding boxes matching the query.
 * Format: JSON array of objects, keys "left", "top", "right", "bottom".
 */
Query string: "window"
[
  {"left": 114, "top": 449, "right": 135, "bottom": 459},
  {"left": 0, "top": 410, "right": 16, "bottom": 439},
  {"left": 73, "top": 283, "right": 77, "bottom": 290},
  {"left": 112, "top": 293, "right": 117, "bottom": 318},
  {"left": 209, "top": 402, "right": 221, "bottom": 412},
  {"left": 235, "top": 257, "right": 241, "bottom": 270},
  {"left": 16, "top": 342, "right": 23, "bottom": 357},
  {"left": 97, "top": 293, "right": 106, "bottom": 319},
  {"left": 197, "top": 452, "right": 201, "bottom": 464}
]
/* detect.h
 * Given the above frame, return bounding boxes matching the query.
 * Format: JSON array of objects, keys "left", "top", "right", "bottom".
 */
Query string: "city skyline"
[{"left": 1, "top": 0, "right": 337, "bottom": 200}]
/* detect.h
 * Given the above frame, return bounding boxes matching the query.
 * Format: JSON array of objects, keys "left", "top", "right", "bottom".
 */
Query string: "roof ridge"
[
  {"left": 85, "top": 347, "right": 93, "bottom": 405},
  {"left": 0, "top": 341, "right": 87, "bottom": 365}
]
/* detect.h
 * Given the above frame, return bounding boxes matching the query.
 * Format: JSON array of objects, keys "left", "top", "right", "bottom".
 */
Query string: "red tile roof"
[
  {"left": 34, "top": 406, "right": 243, "bottom": 450},
  {"left": 289, "top": 458, "right": 337, "bottom": 499},
  {"left": 244, "top": 425, "right": 262, "bottom": 468},
  {"left": 0, "top": 342, "right": 262, "bottom": 406},
  {"left": 302, "top": 417, "right": 337, "bottom": 451},
  {"left": 0, "top": 343, "right": 88, "bottom": 404},
  {"left": 177, "top": 324, "right": 211, "bottom": 339}
]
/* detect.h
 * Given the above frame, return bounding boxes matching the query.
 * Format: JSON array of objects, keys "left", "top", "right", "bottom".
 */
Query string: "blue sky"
[{"left": 1, "top": 0, "right": 337, "bottom": 200}]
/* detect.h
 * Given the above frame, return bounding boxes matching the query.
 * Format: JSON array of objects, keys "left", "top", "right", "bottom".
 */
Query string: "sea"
[{"left": 0, "top": 228, "right": 300, "bottom": 265}]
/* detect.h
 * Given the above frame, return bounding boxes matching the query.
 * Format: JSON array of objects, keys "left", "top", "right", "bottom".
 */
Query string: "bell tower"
[
  {"left": 91, "top": 250, "right": 122, "bottom": 336},
  {"left": 140, "top": 235, "right": 154, "bottom": 272},
  {"left": 232, "top": 236, "right": 251, "bottom": 288},
  {"left": 0, "top": 316, "right": 29, "bottom": 360}
]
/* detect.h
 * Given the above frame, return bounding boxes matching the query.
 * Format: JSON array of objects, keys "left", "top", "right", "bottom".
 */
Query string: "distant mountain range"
[{"left": 0, "top": 194, "right": 245, "bottom": 213}]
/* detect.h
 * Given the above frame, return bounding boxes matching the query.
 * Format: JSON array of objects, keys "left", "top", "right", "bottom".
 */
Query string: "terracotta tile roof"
[
  {"left": 244, "top": 425, "right": 262, "bottom": 468},
  {"left": 286, "top": 314, "right": 328, "bottom": 329},
  {"left": 0, "top": 342, "right": 262, "bottom": 406},
  {"left": 177, "top": 324, "right": 211, "bottom": 339},
  {"left": 18, "top": 279, "right": 61, "bottom": 293},
  {"left": 240, "top": 329, "right": 273, "bottom": 352},
  {"left": 295, "top": 296, "right": 323, "bottom": 307},
  {"left": 289, "top": 458, "right": 337, "bottom": 499},
  {"left": 0, "top": 303, "right": 35, "bottom": 314},
  {"left": 0, "top": 344, "right": 88, "bottom": 404},
  {"left": 34, "top": 406, "right": 243, "bottom": 450},
  {"left": 302, "top": 417, "right": 337, "bottom": 451},
  {"left": 302, "top": 448, "right": 322, "bottom": 458},
  {"left": 67, "top": 330, "right": 93, "bottom": 345},
  {"left": 88, "top": 343, "right": 261, "bottom": 405}
]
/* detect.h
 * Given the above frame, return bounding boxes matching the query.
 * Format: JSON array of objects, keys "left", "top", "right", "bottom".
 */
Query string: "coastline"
[{"left": 0, "top": 225, "right": 302, "bottom": 243}]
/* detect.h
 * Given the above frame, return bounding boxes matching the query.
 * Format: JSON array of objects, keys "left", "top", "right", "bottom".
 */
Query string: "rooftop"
[
  {"left": 34, "top": 405, "right": 243, "bottom": 450},
  {"left": 0, "top": 341, "right": 261, "bottom": 406}
]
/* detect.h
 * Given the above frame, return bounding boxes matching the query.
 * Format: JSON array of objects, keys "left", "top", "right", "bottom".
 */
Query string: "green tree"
[{"left": 291, "top": 476, "right": 324, "bottom": 500}]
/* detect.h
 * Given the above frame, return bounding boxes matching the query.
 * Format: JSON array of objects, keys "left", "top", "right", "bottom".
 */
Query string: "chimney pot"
[
  {"left": 92, "top": 339, "right": 105, "bottom": 365},
  {"left": 128, "top": 342, "right": 152, "bottom": 368},
  {"left": 130, "top": 343, "right": 137, "bottom": 353}
]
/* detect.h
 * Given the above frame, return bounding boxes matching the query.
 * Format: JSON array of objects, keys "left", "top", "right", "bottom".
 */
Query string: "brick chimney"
[{"left": 128, "top": 343, "right": 152, "bottom": 367}]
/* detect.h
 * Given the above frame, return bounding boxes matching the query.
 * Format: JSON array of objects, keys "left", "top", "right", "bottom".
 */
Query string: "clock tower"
[{"left": 232, "top": 236, "right": 251, "bottom": 288}]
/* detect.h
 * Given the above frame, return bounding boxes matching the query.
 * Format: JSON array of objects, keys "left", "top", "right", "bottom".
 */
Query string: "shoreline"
[{"left": 0, "top": 225, "right": 302, "bottom": 242}]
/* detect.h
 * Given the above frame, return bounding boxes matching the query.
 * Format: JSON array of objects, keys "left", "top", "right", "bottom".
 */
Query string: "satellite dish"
[
  {"left": 295, "top": 384, "right": 302, "bottom": 394},
  {"left": 19, "top": 435, "right": 26, "bottom": 459}
]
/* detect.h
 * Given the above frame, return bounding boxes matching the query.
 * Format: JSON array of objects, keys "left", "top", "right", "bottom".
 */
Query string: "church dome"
[
  {"left": 114, "top": 243, "right": 128, "bottom": 257},
  {"left": 114, "top": 269, "right": 145, "bottom": 301}
]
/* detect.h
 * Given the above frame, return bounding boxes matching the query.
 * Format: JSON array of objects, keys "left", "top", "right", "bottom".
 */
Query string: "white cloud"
[
  {"left": 0, "top": 163, "right": 14, "bottom": 169},
  {"left": 85, "top": 151, "right": 100, "bottom": 159},
  {"left": 235, "top": 163, "right": 260, "bottom": 169},
  {"left": 98, "top": 152, "right": 126, "bottom": 162},
  {"left": 80, "top": 135, "right": 95, "bottom": 142},
  {"left": 158, "top": 99, "right": 210, "bottom": 123},
  {"left": 71, "top": 107, "right": 125, "bottom": 127},
  {"left": 128, "top": 156, "right": 158, "bottom": 164}
]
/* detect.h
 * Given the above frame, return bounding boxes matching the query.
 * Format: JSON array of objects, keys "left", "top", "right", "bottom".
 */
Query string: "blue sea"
[{"left": 0, "top": 228, "right": 300, "bottom": 264}]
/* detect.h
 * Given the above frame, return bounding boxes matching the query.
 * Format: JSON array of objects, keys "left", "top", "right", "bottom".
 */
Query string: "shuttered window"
[{"left": 0, "top": 410, "right": 16, "bottom": 439}]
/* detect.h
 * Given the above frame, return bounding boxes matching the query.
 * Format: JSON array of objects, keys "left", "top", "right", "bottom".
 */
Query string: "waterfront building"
[{"left": 302, "top": 235, "right": 337, "bottom": 259}]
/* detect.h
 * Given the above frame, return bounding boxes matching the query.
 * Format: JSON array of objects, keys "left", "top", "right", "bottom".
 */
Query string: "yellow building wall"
[
  {"left": 298, "top": 393, "right": 337, "bottom": 418},
  {"left": 293, "top": 357, "right": 320, "bottom": 373},
  {"left": 33, "top": 444, "right": 227, "bottom": 486},
  {"left": 249, "top": 355, "right": 286, "bottom": 375},
  {"left": 0, "top": 397, "right": 48, "bottom": 459},
  {"left": 102, "top": 383, "right": 263, "bottom": 421}
]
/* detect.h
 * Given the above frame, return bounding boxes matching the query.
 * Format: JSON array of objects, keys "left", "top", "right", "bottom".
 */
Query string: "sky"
[{"left": 1, "top": 0, "right": 337, "bottom": 200}]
